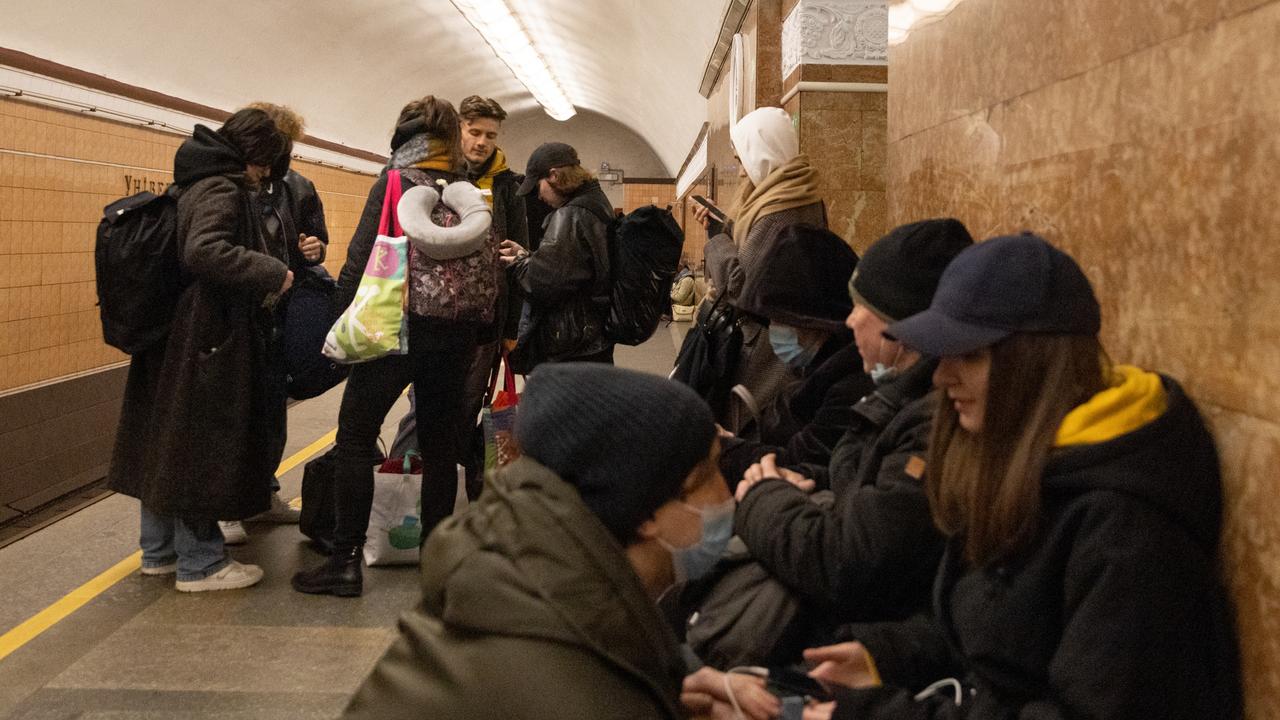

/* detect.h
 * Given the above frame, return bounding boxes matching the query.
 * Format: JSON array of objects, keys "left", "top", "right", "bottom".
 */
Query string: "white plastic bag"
[{"left": 363, "top": 455, "right": 423, "bottom": 566}]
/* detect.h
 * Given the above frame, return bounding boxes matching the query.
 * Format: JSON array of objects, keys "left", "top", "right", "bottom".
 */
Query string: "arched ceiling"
[{"left": 0, "top": 0, "right": 723, "bottom": 175}]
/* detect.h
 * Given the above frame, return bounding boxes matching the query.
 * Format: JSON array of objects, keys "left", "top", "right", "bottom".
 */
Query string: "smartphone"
[
  {"left": 691, "top": 194, "right": 728, "bottom": 223},
  {"left": 766, "top": 666, "right": 834, "bottom": 703}
]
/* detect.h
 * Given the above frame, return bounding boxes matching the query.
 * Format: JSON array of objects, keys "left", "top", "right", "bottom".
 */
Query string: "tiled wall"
[
  {"left": 888, "top": 1, "right": 1280, "bottom": 716},
  {"left": 0, "top": 96, "right": 375, "bottom": 394}
]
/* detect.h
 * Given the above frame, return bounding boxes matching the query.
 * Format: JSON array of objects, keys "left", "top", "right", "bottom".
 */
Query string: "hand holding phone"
[{"left": 691, "top": 195, "right": 728, "bottom": 236}]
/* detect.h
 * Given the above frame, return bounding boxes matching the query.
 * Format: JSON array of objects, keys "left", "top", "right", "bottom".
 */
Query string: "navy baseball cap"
[
  {"left": 885, "top": 233, "right": 1101, "bottom": 356},
  {"left": 517, "top": 142, "right": 580, "bottom": 196}
]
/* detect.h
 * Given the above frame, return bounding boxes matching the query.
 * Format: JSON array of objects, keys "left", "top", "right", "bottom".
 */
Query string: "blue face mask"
[
  {"left": 659, "top": 497, "right": 736, "bottom": 584},
  {"left": 769, "top": 325, "right": 819, "bottom": 371}
]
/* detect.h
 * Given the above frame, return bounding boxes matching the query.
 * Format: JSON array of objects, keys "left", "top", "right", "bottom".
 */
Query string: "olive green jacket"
[{"left": 343, "top": 457, "right": 687, "bottom": 720}]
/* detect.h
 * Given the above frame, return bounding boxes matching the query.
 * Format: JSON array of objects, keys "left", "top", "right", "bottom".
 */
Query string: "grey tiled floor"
[{"left": 0, "top": 329, "right": 684, "bottom": 719}]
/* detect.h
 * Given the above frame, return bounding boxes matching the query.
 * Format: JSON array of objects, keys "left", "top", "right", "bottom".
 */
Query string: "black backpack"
[
  {"left": 672, "top": 295, "right": 744, "bottom": 410},
  {"left": 94, "top": 186, "right": 183, "bottom": 354},
  {"left": 602, "top": 205, "right": 684, "bottom": 345}
]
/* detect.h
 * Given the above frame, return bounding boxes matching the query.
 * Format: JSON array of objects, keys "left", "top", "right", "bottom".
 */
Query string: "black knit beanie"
[
  {"left": 849, "top": 218, "right": 974, "bottom": 321},
  {"left": 738, "top": 224, "right": 858, "bottom": 332},
  {"left": 513, "top": 363, "right": 717, "bottom": 544}
]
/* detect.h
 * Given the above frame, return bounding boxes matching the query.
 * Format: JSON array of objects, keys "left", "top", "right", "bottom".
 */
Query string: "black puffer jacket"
[
  {"left": 734, "top": 359, "right": 942, "bottom": 623},
  {"left": 830, "top": 376, "right": 1242, "bottom": 720},
  {"left": 508, "top": 180, "right": 613, "bottom": 369}
]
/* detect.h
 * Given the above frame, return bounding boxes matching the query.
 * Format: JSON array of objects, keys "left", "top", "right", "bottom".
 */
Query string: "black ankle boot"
[{"left": 291, "top": 546, "right": 363, "bottom": 597}]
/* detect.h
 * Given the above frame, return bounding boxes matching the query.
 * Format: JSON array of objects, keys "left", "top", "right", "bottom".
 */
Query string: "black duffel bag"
[{"left": 285, "top": 266, "right": 349, "bottom": 400}]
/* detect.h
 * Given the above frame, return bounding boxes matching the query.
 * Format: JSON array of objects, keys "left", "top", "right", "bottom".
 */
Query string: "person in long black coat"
[{"left": 107, "top": 109, "right": 291, "bottom": 592}]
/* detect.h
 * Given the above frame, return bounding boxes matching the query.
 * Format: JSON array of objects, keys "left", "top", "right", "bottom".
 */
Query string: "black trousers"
[{"left": 331, "top": 315, "right": 477, "bottom": 548}]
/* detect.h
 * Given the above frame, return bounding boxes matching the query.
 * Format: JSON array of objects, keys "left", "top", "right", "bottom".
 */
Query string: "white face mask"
[{"left": 870, "top": 337, "right": 905, "bottom": 384}]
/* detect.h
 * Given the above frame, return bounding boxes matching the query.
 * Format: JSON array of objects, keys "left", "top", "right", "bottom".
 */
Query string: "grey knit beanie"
[{"left": 514, "top": 363, "right": 717, "bottom": 544}]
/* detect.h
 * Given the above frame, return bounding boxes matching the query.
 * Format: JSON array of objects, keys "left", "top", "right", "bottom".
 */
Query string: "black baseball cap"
[
  {"left": 517, "top": 142, "right": 580, "bottom": 196},
  {"left": 885, "top": 233, "right": 1101, "bottom": 356}
]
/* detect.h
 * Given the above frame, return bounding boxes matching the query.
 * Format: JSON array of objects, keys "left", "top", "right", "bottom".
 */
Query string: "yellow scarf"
[
  {"left": 730, "top": 154, "right": 823, "bottom": 246},
  {"left": 472, "top": 148, "right": 510, "bottom": 208},
  {"left": 1055, "top": 365, "right": 1168, "bottom": 447},
  {"left": 412, "top": 138, "right": 456, "bottom": 173}
]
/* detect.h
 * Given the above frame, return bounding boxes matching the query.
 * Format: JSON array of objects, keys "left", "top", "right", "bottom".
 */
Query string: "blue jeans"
[{"left": 140, "top": 505, "right": 229, "bottom": 581}]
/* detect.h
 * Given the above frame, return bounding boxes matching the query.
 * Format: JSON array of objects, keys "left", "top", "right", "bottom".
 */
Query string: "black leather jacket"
[{"left": 508, "top": 180, "right": 613, "bottom": 369}]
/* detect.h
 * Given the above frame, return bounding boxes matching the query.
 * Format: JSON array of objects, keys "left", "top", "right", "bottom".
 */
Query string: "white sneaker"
[
  {"left": 250, "top": 492, "right": 301, "bottom": 524},
  {"left": 140, "top": 562, "right": 177, "bottom": 576},
  {"left": 175, "top": 560, "right": 264, "bottom": 592},
  {"left": 219, "top": 520, "right": 248, "bottom": 545}
]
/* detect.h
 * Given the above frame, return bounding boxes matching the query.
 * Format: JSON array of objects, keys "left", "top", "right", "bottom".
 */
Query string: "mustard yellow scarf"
[
  {"left": 472, "top": 148, "right": 510, "bottom": 208},
  {"left": 730, "top": 154, "right": 823, "bottom": 246},
  {"left": 412, "top": 138, "right": 456, "bottom": 173}
]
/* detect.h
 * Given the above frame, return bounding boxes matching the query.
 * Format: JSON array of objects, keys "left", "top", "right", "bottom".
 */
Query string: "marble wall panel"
[
  {"left": 890, "top": 0, "right": 1268, "bottom": 144},
  {"left": 799, "top": 91, "right": 887, "bottom": 249},
  {"left": 756, "top": 0, "right": 786, "bottom": 107},
  {"left": 1210, "top": 405, "right": 1280, "bottom": 716},
  {"left": 889, "top": 1, "right": 1280, "bottom": 716}
]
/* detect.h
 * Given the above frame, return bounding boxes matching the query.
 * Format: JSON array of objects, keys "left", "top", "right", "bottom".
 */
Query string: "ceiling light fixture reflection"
[
  {"left": 889, "top": 0, "right": 965, "bottom": 45},
  {"left": 448, "top": 0, "right": 576, "bottom": 121}
]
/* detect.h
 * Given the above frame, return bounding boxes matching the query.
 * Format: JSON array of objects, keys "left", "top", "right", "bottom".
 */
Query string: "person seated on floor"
[
  {"left": 800, "top": 233, "right": 1242, "bottom": 720},
  {"left": 717, "top": 223, "right": 872, "bottom": 483},
  {"left": 674, "top": 219, "right": 971, "bottom": 668},
  {"left": 341, "top": 364, "right": 779, "bottom": 720}
]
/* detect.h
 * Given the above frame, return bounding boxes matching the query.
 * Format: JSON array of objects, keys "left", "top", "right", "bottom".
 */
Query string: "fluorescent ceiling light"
[{"left": 449, "top": 0, "right": 576, "bottom": 121}]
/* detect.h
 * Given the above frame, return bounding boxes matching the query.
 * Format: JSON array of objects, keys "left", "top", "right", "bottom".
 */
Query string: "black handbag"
[
  {"left": 672, "top": 295, "right": 743, "bottom": 410},
  {"left": 284, "top": 266, "right": 349, "bottom": 400}
]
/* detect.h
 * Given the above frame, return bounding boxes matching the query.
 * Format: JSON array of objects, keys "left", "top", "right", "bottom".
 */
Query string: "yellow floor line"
[
  {"left": 277, "top": 429, "right": 337, "bottom": 478},
  {"left": 0, "top": 550, "right": 143, "bottom": 662},
  {"left": 0, "top": 427, "right": 337, "bottom": 664}
]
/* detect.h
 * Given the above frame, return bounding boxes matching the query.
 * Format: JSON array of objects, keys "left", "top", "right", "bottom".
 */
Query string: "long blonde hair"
[{"left": 927, "top": 333, "right": 1108, "bottom": 565}]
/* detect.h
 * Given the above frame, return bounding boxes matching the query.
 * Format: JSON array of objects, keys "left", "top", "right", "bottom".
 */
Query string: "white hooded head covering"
[{"left": 730, "top": 107, "right": 800, "bottom": 186}]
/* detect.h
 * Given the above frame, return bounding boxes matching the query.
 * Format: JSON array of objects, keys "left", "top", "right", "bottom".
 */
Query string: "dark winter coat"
[
  {"left": 735, "top": 359, "right": 942, "bottom": 623},
  {"left": 829, "top": 377, "right": 1242, "bottom": 720},
  {"left": 719, "top": 340, "right": 875, "bottom": 483},
  {"left": 508, "top": 180, "right": 614, "bottom": 369},
  {"left": 469, "top": 152, "right": 529, "bottom": 344},
  {"left": 342, "top": 457, "right": 687, "bottom": 720},
  {"left": 259, "top": 169, "right": 329, "bottom": 272},
  {"left": 702, "top": 202, "right": 828, "bottom": 429},
  {"left": 107, "top": 125, "right": 289, "bottom": 521},
  {"left": 702, "top": 201, "right": 827, "bottom": 306}
]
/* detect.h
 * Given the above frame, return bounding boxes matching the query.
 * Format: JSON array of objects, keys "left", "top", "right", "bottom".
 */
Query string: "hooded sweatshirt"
[
  {"left": 730, "top": 107, "right": 799, "bottom": 187},
  {"left": 830, "top": 370, "right": 1242, "bottom": 720},
  {"left": 173, "top": 125, "right": 248, "bottom": 188},
  {"left": 342, "top": 457, "right": 687, "bottom": 720}
]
